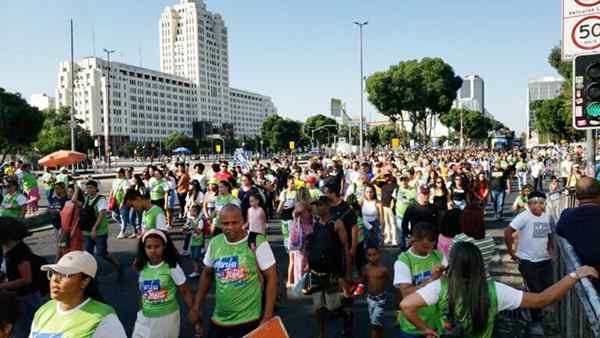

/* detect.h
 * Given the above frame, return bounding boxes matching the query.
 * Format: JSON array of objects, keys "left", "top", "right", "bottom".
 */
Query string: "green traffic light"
[{"left": 586, "top": 102, "right": 600, "bottom": 119}]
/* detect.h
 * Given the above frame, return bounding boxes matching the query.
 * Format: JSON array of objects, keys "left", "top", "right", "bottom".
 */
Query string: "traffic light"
[{"left": 573, "top": 53, "right": 600, "bottom": 129}]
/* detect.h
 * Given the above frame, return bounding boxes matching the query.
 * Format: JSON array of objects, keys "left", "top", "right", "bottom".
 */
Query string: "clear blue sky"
[{"left": 0, "top": 0, "right": 561, "bottom": 133}]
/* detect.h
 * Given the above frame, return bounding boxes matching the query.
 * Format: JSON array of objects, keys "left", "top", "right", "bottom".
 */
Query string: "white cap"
[{"left": 41, "top": 251, "right": 98, "bottom": 278}]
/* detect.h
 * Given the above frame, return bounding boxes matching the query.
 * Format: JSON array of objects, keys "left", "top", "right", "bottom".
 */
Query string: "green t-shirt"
[
  {"left": 31, "top": 299, "right": 116, "bottom": 338},
  {"left": 189, "top": 217, "right": 205, "bottom": 247},
  {"left": 208, "top": 233, "right": 265, "bottom": 326},
  {"left": 22, "top": 172, "right": 38, "bottom": 192},
  {"left": 140, "top": 262, "right": 179, "bottom": 317},
  {"left": 395, "top": 186, "right": 417, "bottom": 217},
  {"left": 437, "top": 278, "right": 498, "bottom": 338},
  {"left": 142, "top": 205, "right": 165, "bottom": 231},
  {"left": 0, "top": 192, "right": 25, "bottom": 219},
  {"left": 82, "top": 195, "right": 108, "bottom": 237},
  {"left": 149, "top": 177, "right": 169, "bottom": 201},
  {"left": 112, "top": 178, "right": 128, "bottom": 205},
  {"left": 397, "top": 250, "right": 444, "bottom": 334},
  {"left": 213, "top": 195, "right": 239, "bottom": 229}
]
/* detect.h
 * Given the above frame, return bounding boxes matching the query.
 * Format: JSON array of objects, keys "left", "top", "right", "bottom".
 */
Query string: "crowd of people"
[{"left": 0, "top": 145, "right": 598, "bottom": 338}]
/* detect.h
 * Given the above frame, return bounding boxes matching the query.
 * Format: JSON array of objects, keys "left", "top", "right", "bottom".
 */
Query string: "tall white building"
[
  {"left": 29, "top": 93, "right": 55, "bottom": 111},
  {"left": 230, "top": 88, "right": 277, "bottom": 138},
  {"left": 56, "top": 57, "right": 198, "bottom": 144},
  {"left": 526, "top": 76, "right": 564, "bottom": 147},
  {"left": 453, "top": 75, "right": 485, "bottom": 114},
  {"left": 160, "top": 0, "right": 230, "bottom": 126}
]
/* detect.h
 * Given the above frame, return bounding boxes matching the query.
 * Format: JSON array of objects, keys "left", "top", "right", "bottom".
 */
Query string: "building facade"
[
  {"left": 229, "top": 88, "right": 277, "bottom": 138},
  {"left": 56, "top": 57, "right": 198, "bottom": 144},
  {"left": 526, "top": 76, "right": 564, "bottom": 147},
  {"left": 30, "top": 93, "right": 55, "bottom": 111},
  {"left": 453, "top": 75, "right": 485, "bottom": 114},
  {"left": 160, "top": 0, "right": 230, "bottom": 126}
]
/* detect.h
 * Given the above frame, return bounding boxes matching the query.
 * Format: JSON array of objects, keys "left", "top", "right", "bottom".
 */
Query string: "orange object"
[
  {"left": 38, "top": 150, "right": 86, "bottom": 168},
  {"left": 244, "top": 316, "right": 290, "bottom": 338}
]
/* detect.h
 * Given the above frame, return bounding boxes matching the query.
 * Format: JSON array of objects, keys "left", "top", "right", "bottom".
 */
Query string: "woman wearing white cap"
[{"left": 29, "top": 251, "right": 127, "bottom": 338}]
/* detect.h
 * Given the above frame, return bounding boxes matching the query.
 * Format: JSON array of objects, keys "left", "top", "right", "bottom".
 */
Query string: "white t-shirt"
[
  {"left": 417, "top": 279, "right": 523, "bottom": 312},
  {"left": 509, "top": 210, "right": 552, "bottom": 262},
  {"left": 203, "top": 233, "right": 276, "bottom": 271},
  {"left": 111, "top": 178, "right": 129, "bottom": 193},
  {"left": 92, "top": 196, "right": 108, "bottom": 212},
  {"left": 139, "top": 262, "right": 186, "bottom": 286},
  {"left": 29, "top": 298, "right": 127, "bottom": 338},
  {"left": 560, "top": 160, "right": 573, "bottom": 178},
  {"left": 2, "top": 193, "right": 28, "bottom": 209},
  {"left": 393, "top": 249, "right": 448, "bottom": 287}
]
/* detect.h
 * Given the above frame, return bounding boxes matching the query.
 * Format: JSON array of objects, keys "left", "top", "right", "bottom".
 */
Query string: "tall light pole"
[
  {"left": 354, "top": 21, "right": 368, "bottom": 157},
  {"left": 103, "top": 48, "right": 115, "bottom": 169},
  {"left": 460, "top": 109, "right": 464, "bottom": 149},
  {"left": 69, "top": 20, "right": 76, "bottom": 153}
]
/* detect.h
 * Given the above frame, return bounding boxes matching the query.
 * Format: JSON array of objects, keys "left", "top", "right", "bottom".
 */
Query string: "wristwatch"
[{"left": 569, "top": 271, "right": 580, "bottom": 280}]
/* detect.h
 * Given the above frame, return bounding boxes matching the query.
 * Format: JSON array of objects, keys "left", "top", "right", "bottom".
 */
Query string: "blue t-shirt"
[
  {"left": 48, "top": 194, "right": 68, "bottom": 229},
  {"left": 556, "top": 205, "right": 600, "bottom": 269}
]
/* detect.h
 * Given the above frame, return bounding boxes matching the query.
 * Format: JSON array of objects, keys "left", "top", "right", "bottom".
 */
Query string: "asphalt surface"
[{"left": 23, "top": 178, "right": 526, "bottom": 338}]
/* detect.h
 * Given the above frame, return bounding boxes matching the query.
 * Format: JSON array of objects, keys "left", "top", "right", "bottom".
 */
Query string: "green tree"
[
  {"left": 34, "top": 107, "right": 93, "bottom": 155},
  {"left": 303, "top": 114, "right": 338, "bottom": 147},
  {"left": 260, "top": 115, "right": 305, "bottom": 152},
  {"left": 531, "top": 98, "right": 577, "bottom": 143},
  {"left": 0, "top": 88, "right": 44, "bottom": 160},
  {"left": 366, "top": 58, "right": 462, "bottom": 144},
  {"left": 439, "top": 109, "right": 496, "bottom": 144},
  {"left": 379, "top": 125, "right": 400, "bottom": 146},
  {"left": 162, "top": 132, "right": 196, "bottom": 153}
]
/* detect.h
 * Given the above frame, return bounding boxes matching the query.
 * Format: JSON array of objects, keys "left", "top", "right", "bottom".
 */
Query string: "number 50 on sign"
[{"left": 562, "top": 0, "right": 600, "bottom": 60}]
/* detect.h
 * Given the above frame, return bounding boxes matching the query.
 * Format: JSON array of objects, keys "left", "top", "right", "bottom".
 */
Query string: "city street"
[{"left": 24, "top": 184, "right": 525, "bottom": 338}]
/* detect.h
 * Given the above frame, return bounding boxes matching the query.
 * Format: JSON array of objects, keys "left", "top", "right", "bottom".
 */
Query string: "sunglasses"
[{"left": 47, "top": 270, "right": 79, "bottom": 281}]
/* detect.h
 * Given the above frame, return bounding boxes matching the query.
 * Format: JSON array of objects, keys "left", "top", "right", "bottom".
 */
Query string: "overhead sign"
[
  {"left": 215, "top": 144, "right": 222, "bottom": 153},
  {"left": 289, "top": 141, "right": 295, "bottom": 150},
  {"left": 562, "top": 0, "right": 600, "bottom": 60},
  {"left": 391, "top": 138, "right": 400, "bottom": 149},
  {"left": 331, "top": 98, "right": 342, "bottom": 117}
]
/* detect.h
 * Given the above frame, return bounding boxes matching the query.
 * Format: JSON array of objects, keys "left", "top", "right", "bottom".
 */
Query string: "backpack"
[
  {"left": 29, "top": 253, "right": 49, "bottom": 296},
  {"left": 79, "top": 196, "right": 101, "bottom": 231},
  {"left": 288, "top": 219, "right": 303, "bottom": 251},
  {"left": 306, "top": 219, "right": 343, "bottom": 275}
]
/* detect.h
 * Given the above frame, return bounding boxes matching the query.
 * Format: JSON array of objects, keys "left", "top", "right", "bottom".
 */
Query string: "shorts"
[
  {"left": 190, "top": 245, "right": 205, "bottom": 261},
  {"left": 367, "top": 293, "right": 386, "bottom": 327},
  {"left": 312, "top": 289, "right": 342, "bottom": 311},
  {"left": 84, "top": 234, "right": 109, "bottom": 256},
  {"left": 132, "top": 309, "right": 180, "bottom": 338}
]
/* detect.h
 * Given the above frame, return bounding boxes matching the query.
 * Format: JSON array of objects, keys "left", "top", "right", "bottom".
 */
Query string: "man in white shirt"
[
  {"left": 560, "top": 154, "right": 574, "bottom": 189},
  {"left": 529, "top": 157, "right": 545, "bottom": 192},
  {"left": 504, "top": 191, "right": 553, "bottom": 334}
]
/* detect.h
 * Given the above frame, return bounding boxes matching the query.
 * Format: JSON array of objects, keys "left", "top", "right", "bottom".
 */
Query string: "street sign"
[
  {"left": 573, "top": 53, "right": 600, "bottom": 129},
  {"left": 215, "top": 144, "right": 222, "bottom": 153},
  {"left": 562, "top": 0, "right": 600, "bottom": 60},
  {"left": 289, "top": 141, "right": 295, "bottom": 150},
  {"left": 391, "top": 138, "right": 400, "bottom": 148}
]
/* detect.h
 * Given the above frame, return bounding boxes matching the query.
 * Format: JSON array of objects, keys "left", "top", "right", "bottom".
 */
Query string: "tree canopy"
[
  {"left": 302, "top": 114, "right": 338, "bottom": 146},
  {"left": 35, "top": 107, "right": 94, "bottom": 155},
  {"left": 260, "top": 115, "right": 305, "bottom": 152},
  {"left": 439, "top": 108, "right": 498, "bottom": 143},
  {"left": 366, "top": 57, "right": 462, "bottom": 143},
  {"left": 162, "top": 132, "right": 196, "bottom": 153},
  {"left": 0, "top": 87, "right": 44, "bottom": 159}
]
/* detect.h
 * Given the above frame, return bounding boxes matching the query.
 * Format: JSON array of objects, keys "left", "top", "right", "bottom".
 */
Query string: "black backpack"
[
  {"left": 79, "top": 196, "right": 101, "bottom": 231},
  {"left": 306, "top": 219, "right": 343, "bottom": 275}
]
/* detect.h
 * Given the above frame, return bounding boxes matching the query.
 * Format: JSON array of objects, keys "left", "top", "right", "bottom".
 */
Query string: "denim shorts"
[
  {"left": 367, "top": 293, "right": 386, "bottom": 327},
  {"left": 84, "top": 234, "right": 109, "bottom": 256}
]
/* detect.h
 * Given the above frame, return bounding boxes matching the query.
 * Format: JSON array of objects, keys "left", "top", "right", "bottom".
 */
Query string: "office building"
[
  {"left": 159, "top": 0, "right": 230, "bottom": 126},
  {"left": 230, "top": 88, "right": 277, "bottom": 138},
  {"left": 56, "top": 57, "right": 198, "bottom": 143},
  {"left": 30, "top": 93, "right": 55, "bottom": 111},
  {"left": 526, "top": 76, "right": 564, "bottom": 147},
  {"left": 453, "top": 75, "right": 485, "bottom": 114}
]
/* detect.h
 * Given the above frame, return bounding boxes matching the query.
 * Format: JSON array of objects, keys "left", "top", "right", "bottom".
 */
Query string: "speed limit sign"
[{"left": 562, "top": 0, "right": 600, "bottom": 60}]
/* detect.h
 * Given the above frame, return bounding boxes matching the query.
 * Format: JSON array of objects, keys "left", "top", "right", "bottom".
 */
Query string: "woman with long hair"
[
  {"left": 400, "top": 242, "right": 599, "bottom": 338},
  {"left": 472, "top": 173, "right": 490, "bottom": 208},
  {"left": 361, "top": 184, "right": 382, "bottom": 247},
  {"left": 431, "top": 177, "right": 451, "bottom": 212},
  {"left": 449, "top": 176, "right": 468, "bottom": 210},
  {"left": 211, "top": 181, "right": 240, "bottom": 236},
  {"left": 32, "top": 251, "right": 127, "bottom": 337}
]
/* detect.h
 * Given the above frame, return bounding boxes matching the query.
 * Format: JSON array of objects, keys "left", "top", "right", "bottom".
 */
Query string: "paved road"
[{"left": 23, "top": 185, "right": 532, "bottom": 338}]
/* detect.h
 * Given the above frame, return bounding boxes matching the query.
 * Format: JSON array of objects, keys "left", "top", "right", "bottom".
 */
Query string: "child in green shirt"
[{"left": 186, "top": 205, "right": 205, "bottom": 279}]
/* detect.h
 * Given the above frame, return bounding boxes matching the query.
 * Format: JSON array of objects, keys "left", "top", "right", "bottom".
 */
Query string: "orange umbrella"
[{"left": 38, "top": 150, "right": 86, "bottom": 168}]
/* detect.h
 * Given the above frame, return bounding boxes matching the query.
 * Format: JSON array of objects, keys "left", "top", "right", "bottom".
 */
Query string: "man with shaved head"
[
  {"left": 556, "top": 177, "right": 600, "bottom": 288},
  {"left": 190, "top": 204, "right": 278, "bottom": 338}
]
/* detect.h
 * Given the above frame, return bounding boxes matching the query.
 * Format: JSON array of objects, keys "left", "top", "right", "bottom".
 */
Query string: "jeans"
[
  {"left": 183, "top": 232, "right": 192, "bottom": 251},
  {"left": 518, "top": 259, "right": 553, "bottom": 321},
  {"left": 130, "top": 209, "right": 142, "bottom": 232},
  {"left": 85, "top": 234, "right": 109, "bottom": 256},
  {"left": 490, "top": 190, "right": 505, "bottom": 217},
  {"left": 532, "top": 176, "right": 544, "bottom": 192},
  {"left": 119, "top": 206, "right": 131, "bottom": 234},
  {"left": 517, "top": 172, "right": 528, "bottom": 191},
  {"left": 395, "top": 216, "right": 407, "bottom": 251}
]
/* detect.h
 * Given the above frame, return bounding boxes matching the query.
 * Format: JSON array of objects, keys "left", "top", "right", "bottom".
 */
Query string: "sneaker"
[
  {"left": 117, "top": 232, "right": 126, "bottom": 239},
  {"left": 180, "top": 249, "right": 191, "bottom": 257},
  {"left": 128, "top": 233, "right": 138, "bottom": 239},
  {"left": 352, "top": 283, "right": 365, "bottom": 296},
  {"left": 188, "top": 271, "right": 201, "bottom": 278}
]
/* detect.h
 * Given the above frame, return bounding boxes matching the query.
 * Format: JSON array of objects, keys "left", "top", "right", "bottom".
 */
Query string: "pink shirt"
[
  {"left": 437, "top": 234, "right": 454, "bottom": 258},
  {"left": 247, "top": 206, "right": 266, "bottom": 234}
]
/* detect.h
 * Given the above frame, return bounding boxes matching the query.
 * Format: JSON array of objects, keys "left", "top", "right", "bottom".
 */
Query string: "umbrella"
[
  {"left": 38, "top": 150, "right": 86, "bottom": 168},
  {"left": 173, "top": 147, "right": 192, "bottom": 154}
]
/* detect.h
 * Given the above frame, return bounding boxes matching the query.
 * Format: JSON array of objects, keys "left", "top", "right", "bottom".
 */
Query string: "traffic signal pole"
[{"left": 587, "top": 130, "right": 597, "bottom": 175}]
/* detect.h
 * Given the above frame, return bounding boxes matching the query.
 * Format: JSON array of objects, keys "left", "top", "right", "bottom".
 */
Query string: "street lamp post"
[
  {"left": 103, "top": 48, "right": 116, "bottom": 169},
  {"left": 354, "top": 21, "right": 368, "bottom": 157}
]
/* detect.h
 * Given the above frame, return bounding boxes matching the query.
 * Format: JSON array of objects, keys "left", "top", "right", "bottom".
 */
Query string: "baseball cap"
[
  {"left": 419, "top": 184, "right": 431, "bottom": 194},
  {"left": 305, "top": 176, "right": 317, "bottom": 184},
  {"left": 41, "top": 251, "right": 98, "bottom": 278}
]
